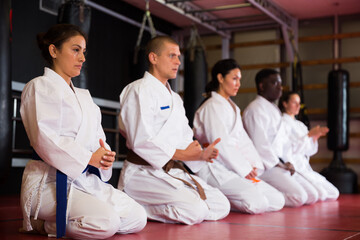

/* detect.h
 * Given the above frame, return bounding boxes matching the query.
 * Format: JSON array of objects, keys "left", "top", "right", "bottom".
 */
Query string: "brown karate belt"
[{"left": 126, "top": 149, "right": 207, "bottom": 200}]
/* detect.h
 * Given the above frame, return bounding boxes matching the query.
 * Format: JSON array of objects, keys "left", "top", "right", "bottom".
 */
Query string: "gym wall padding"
[
  {"left": 131, "top": 45, "right": 150, "bottom": 82},
  {"left": 0, "top": 0, "right": 12, "bottom": 183}
]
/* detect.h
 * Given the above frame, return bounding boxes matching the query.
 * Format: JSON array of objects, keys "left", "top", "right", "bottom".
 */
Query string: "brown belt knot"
[{"left": 127, "top": 149, "right": 206, "bottom": 200}]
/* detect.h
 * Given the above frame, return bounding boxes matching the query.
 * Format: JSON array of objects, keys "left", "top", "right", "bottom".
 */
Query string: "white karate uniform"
[
  {"left": 118, "top": 72, "right": 230, "bottom": 225},
  {"left": 242, "top": 95, "right": 319, "bottom": 207},
  {"left": 20, "top": 68, "right": 146, "bottom": 239},
  {"left": 281, "top": 114, "right": 339, "bottom": 201},
  {"left": 193, "top": 92, "right": 285, "bottom": 214}
]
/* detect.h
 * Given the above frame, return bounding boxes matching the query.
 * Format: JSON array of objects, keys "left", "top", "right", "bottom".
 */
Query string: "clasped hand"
[
  {"left": 177, "top": 138, "right": 221, "bottom": 163},
  {"left": 89, "top": 139, "right": 116, "bottom": 170},
  {"left": 308, "top": 125, "right": 329, "bottom": 141}
]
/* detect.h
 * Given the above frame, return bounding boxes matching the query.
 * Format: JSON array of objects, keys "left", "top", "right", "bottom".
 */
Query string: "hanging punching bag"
[
  {"left": 131, "top": 45, "right": 149, "bottom": 81},
  {"left": 58, "top": 0, "right": 91, "bottom": 88},
  {"left": 321, "top": 69, "right": 358, "bottom": 193},
  {"left": 327, "top": 70, "right": 349, "bottom": 151},
  {"left": 184, "top": 28, "right": 207, "bottom": 127},
  {"left": 0, "top": 0, "right": 12, "bottom": 183},
  {"left": 292, "top": 61, "right": 310, "bottom": 128},
  {"left": 131, "top": 1, "right": 156, "bottom": 82}
]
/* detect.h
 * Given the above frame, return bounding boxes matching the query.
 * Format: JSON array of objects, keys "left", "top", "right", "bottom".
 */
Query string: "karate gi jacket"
[
  {"left": 242, "top": 95, "right": 289, "bottom": 170},
  {"left": 281, "top": 113, "right": 318, "bottom": 176},
  {"left": 193, "top": 91, "right": 264, "bottom": 180},
  {"left": 119, "top": 71, "right": 205, "bottom": 174},
  {"left": 20, "top": 68, "right": 112, "bottom": 231}
]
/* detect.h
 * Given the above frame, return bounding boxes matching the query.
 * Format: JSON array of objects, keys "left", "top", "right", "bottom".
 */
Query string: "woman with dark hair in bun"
[
  {"left": 193, "top": 59, "right": 285, "bottom": 214},
  {"left": 19, "top": 24, "right": 146, "bottom": 239}
]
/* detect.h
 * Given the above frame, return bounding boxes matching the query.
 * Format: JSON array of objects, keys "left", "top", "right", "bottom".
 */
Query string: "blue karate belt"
[{"left": 32, "top": 150, "right": 100, "bottom": 238}]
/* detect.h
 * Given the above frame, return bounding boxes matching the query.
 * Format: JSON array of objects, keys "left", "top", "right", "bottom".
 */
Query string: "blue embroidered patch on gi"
[{"left": 160, "top": 105, "right": 170, "bottom": 110}]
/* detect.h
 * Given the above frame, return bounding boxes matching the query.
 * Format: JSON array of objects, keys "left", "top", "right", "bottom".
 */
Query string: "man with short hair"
[
  {"left": 242, "top": 69, "right": 318, "bottom": 207},
  {"left": 118, "top": 36, "right": 230, "bottom": 224}
]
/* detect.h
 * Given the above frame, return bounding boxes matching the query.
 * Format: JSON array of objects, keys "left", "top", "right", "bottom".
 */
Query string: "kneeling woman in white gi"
[
  {"left": 193, "top": 59, "right": 285, "bottom": 214},
  {"left": 278, "top": 91, "right": 339, "bottom": 201},
  {"left": 19, "top": 24, "right": 146, "bottom": 239}
]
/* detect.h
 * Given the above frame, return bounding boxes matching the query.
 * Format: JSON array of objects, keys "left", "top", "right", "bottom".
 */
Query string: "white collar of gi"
[
  {"left": 211, "top": 91, "right": 229, "bottom": 101},
  {"left": 256, "top": 95, "right": 281, "bottom": 114},
  {"left": 283, "top": 113, "right": 294, "bottom": 120},
  {"left": 211, "top": 91, "right": 236, "bottom": 107},
  {"left": 43, "top": 67, "right": 76, "bottom": 92},
  {"left": 143, "top": 71, "right": 173, "bottom": 94}
]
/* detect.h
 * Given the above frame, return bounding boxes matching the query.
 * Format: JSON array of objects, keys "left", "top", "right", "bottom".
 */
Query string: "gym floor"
[{"left": 1, "top": 195, "right": 360, "bottom": 240}]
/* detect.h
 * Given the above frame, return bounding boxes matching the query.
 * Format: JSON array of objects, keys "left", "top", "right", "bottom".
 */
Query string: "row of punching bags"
[
  {"left": 52, "top": 2, "right": 360, "bottom": 195},
  {"left": 55, "top": 1, "right": 355, "bottom": 154}
]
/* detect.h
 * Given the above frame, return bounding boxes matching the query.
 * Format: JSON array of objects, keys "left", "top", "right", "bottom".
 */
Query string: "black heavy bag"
[
  {"left": 327, "top": 70, "right": 349, "bottom": 151},
  {"left": 0, "top": 0, "right": 12, "bottom": 183},
  {"left": 321, "top": 69, "right": 358, "bottom": 193},
  {"left": 184, "top": 27, "right": 207, "bottom": 127},
  {"left": 58, "top": 0, "right": 91, "bottom": 88},
  {"left": 130, "top": 45, "right": 149, "bottom": 81},
  {"left": 184, "top": 46, "right": 207, "bottom": 127},
  {"left": 292, "top": 61, "right": 310, "bottom": 128}
]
